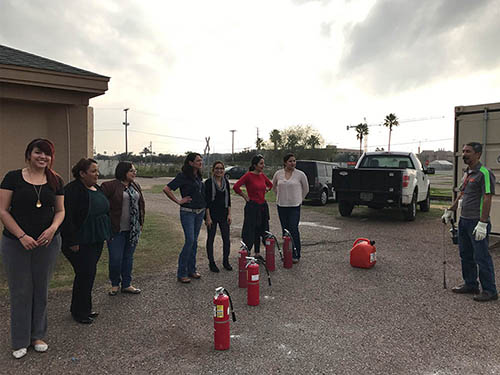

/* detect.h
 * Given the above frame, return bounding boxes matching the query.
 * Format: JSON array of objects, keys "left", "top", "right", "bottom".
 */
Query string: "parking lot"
[{"left": 1, "top": 177, "right": 499, "bottom": 374}]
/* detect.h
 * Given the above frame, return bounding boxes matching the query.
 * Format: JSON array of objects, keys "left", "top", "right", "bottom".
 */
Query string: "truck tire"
[
  {"left": 403, "top": 191, "right": 417, "bottom": 221},
  {"left": 419, "top": 188, "right": 430, "bottom": 212},
  {"left": 339, "top": 201, "right": 354, "bottom": 217},
  {"left": 319, "top": 189, "right": 328, "bottom": 206}
]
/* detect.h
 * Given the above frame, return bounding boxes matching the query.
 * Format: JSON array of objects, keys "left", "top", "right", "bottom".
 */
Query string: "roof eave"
[{"left": 0, "top": 64, "right": 109, "bottom": 96}]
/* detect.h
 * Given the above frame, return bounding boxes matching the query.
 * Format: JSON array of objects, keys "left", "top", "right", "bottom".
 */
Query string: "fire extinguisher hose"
[
  {"left": 224, "top": 289, "right": 237, "bottom": 322},
  {"left": 284, "top": 229, "right": 296, "bottom": 257},
  {"left": 255, "top": 258, "right": 272, "bottom": 286},
  {"left": 265, "top": 231, "right": 283, "bottom": 261}
]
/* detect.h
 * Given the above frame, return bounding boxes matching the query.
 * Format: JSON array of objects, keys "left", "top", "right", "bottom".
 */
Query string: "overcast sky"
[{"left": 1, "top": 0, "right": 500, "bottom": 156}]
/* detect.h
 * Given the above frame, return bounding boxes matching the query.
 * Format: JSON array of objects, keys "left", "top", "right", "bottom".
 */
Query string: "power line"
[{"left": 94, "top": 128, "right": 204, "bottom": 142}]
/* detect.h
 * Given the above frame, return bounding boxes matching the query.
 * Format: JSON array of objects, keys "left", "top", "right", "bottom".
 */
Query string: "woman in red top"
[{"left": 233, "top": 155, "right": 273, "bottom": 255}]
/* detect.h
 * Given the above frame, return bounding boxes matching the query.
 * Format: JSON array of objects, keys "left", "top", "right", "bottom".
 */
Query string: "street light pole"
[
  {"left": 229, "top": 129, "right": 236, "bottom": 162},
  {"left": 123, "top": 108, "right": 130, "bottom": 155}
]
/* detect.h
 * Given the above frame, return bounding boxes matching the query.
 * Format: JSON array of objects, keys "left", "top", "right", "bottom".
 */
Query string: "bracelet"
[{"left": 18, "top": 233, "right": 26, "bottom": 240}]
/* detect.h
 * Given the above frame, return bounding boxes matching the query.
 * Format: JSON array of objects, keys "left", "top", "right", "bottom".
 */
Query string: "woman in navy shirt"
[{"left": 163, "top": 153, "right": 205, "bottom": 283}]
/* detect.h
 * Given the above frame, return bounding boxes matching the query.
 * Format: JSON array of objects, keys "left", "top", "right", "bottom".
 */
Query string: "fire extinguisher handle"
[{"left": 353, "top": 238, "right": 369, "bottom": 247}]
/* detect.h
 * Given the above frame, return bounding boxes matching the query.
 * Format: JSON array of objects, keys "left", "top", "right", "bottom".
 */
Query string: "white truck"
[
  {"left": 332, "top": 151, "right": 434, "bottom": 221},
  {"left": 454, "top": 102, "right": 500, "bottom": 235}
]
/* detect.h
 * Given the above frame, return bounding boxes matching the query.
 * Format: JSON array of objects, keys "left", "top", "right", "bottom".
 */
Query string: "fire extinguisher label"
[
  {"left": 216, "top": 305, "right": 224, "bottom": 318},
  {"left": 265, "top": 240, "right": 270, "bottom": 245},
  {"left": 370, "top": 253, "right": 376, "bottom": 262},
  {"left": 251, "top": 274, "right": 259, "bottom": 281}
]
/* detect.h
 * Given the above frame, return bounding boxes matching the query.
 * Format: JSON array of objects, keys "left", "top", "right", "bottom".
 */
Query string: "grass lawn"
[
  {"left": 430, "top": 187, "right": 452, "bottom": 198},
  {"left": 0, "top": 212, "right": 183, "bottom": 295},
  {"left": 148, "top": 184, "right": 277, "bottom": 203}
]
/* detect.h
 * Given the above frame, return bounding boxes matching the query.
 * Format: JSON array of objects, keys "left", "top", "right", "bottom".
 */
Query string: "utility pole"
[
  {"left": 150, "top": 141, "right": 153, "bottom": 165},
  {"left": 123, "top": 108, "right": 130, "bottom": 156},
  {"left": 204, "top": 137, "right": 211, "bottom": 176},
  {"left": 229, "top": 130, "right": 236, "bottom": 162}
]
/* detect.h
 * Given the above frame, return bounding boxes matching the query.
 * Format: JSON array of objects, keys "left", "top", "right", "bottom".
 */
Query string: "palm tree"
[
  {"left": 306, "top": 134, "right": 321, "bottom": 149},
  {"left": 269, "top": 129, "right": 282, "bottom": 151},
  {"left": 383, "top": 113, "right": 399, "bottom": 151},
  {"left": 355, "top": 122, "right": 369, "bottom": 155}
]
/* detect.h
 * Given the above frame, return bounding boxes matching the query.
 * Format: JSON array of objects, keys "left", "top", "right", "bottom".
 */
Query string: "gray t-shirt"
[
  {"left": 460, "top": 162, "right": 496, "bottom": 220},
  {"left": 119, "top": 186, "right": 139, "bottom": 231}
]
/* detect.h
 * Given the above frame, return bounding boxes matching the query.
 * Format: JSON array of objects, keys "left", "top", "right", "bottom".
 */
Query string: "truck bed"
[{"left": 333, "top": 168, "right": 403, "bottom": 206}]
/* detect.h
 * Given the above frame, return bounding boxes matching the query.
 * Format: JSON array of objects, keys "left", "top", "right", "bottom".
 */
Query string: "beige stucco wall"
[
  {"left": 0, "top": 63, "right": 108, "bottom": 183},
  {"left": 0, "top": 97, "right": 95, "bottom": 183}
]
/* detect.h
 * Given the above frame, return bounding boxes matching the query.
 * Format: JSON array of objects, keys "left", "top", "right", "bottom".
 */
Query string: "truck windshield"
[{"left": 359, "top": 155, "right": 414, "bottom": 169}]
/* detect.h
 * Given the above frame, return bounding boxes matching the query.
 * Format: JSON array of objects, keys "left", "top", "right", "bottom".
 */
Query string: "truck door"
[{"left": 413, "top": 156, "right": 427, "bottom": 201}]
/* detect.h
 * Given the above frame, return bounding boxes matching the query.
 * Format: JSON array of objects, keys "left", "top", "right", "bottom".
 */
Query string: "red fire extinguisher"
[
  {"left": 350, "top": 238, "right": 376, "bottom": 269},
  {"left": 238, "top": 241, "right": 249, "bottom": 288},
  {"left": 246, "top": 256, "right": 272, "bottom": 306},
  {"left": 282, "top": 229, "right": 293, "bottom": 269},
  {"left": 264, "top": 231, "right": 281, "bottom": 272},
  {"left": 213, "top": 287, "right": 236, "bottom": 351}
]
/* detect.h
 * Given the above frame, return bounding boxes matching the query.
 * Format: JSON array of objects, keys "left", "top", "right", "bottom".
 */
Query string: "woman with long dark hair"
[
  {"left": 272, "top": 153, "right": 309, "bottom": 263},
  {"left": 61, "top": 158, "right": 111, "bottom": 324},
  {"left": 163, "top": 153, "right": 205, "bottom": 283},
  {"left": 204, "top": 160, "right": 232, "bottom": 272},
  {"left": 0, "top": 138, "right": 64, "bottom": 359},
  {"left": 101, "top": 162, "right": 145, "bottom": 296},
  {"left": 233, "top": 154, "right": 273, "bottom": 255}
]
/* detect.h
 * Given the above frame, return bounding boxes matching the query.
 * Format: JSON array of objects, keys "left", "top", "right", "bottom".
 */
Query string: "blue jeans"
[
  {"left": 277, "top": 205, "right": 302, "bottom": 259},
  {"left": 178, "top": 210, "right": 205, "bottom": 278},
  {"left": 107, "top": 231, "right": 137, "bottom": 288},
  {"left": 458, "top": 218, "right": 496, "bottom": 294}
]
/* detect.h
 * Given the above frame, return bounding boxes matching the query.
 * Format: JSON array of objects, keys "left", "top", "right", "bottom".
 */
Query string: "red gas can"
[{"left": 350, "top": 238, "right": 376, "bottom": 269}]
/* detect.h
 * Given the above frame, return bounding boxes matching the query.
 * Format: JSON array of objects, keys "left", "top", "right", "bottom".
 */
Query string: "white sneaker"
[
  {"left": 34, "top": 343, "right": 48, "bottom": 352},
  {"left": 12, "top": 348, "right": 27, "bottom": 359}
]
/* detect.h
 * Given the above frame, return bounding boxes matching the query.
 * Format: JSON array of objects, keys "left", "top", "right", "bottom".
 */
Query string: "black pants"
[
  {"left": 206, "top": 217, "right": 230, "bottom": 264},
  {"left": 62, "top": 242, "right": 103, "bottom": 319},
  {"left": 241, "top": 201, "right": 269, "bottom": 254}
]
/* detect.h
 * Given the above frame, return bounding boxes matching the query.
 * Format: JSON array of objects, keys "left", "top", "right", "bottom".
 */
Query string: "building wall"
[{"left": 0, "top": 98, "right": 93, "bottom": 183}]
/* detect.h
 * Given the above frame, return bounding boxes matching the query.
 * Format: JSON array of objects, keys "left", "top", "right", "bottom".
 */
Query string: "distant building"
[
  {"left": 0, "top": 44, "right": 109, "bottom": 181},
  {"left": 418, "top": 149, "right": 453, "bottom": 165},
  {"left": 429, "top": 159, "right": 453, "bottom": 171}
]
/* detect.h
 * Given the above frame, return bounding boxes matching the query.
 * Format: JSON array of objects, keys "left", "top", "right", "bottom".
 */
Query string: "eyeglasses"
[
  {"left": 129, "top": 169, "right": 137, "bottom": 173},
  {"left": 214, "top": 167, "right": 225, "bottom": 170}
]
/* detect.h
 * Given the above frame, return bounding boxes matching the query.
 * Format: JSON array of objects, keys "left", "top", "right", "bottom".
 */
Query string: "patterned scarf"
[
  {"left": 126, "top": 184, "right": 141, "bottom": 246},
  {"left": 211, "top": 177, "right": 229, "bottom": 208}
]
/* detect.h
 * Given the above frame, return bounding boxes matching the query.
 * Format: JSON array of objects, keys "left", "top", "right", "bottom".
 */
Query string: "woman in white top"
[{"left": 272, "top": 153, "right": 309, "bottom": 263}]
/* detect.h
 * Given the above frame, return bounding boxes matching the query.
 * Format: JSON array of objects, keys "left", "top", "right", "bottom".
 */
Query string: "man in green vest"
[{"left": 442, "top": 142, "right": 497, "bottom": 302}]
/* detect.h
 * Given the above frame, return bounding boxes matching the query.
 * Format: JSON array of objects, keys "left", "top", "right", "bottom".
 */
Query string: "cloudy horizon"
[{"left": 1, "top": 0, "right": 499, "bottom": 156}]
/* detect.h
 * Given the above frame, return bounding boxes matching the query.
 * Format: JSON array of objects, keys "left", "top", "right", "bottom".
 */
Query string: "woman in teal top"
[{"left": 61, "top": 159, "right": 111, "bottom": 324}]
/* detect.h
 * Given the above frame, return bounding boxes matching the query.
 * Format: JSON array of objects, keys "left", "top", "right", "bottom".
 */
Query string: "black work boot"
[
  {"left": 473, "top": 291, "right": 499, "bottom": 302},
  {"left": 223, "top": 261, "right": 233, "bottom": 271},
  {"left": 209, "top": 262, "right": 220, "bottom": 273},
  {"left": 451, "top": 284, "right": 480, "bottom": 294}
]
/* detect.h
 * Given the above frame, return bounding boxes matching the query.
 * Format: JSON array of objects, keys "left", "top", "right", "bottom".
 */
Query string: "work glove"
[
  {"left": 441, "top": 209, "right": 453, "bottom": 224},
  {"left": 472, "top": 221, "right": 488, "bottom": 241}
]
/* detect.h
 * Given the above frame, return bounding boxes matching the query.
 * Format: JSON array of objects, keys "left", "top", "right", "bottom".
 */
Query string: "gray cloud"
[
  {"left": 0, "top": 0, "right": 174, "bottom": 92},
  {"left": 339, "top": 0, "right": 500, "bottom": 93}
]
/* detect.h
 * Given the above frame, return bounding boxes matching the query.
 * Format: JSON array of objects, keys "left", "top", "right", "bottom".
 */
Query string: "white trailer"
[{"left": 454, "top": 102, "right": 500, "bottom": 235}]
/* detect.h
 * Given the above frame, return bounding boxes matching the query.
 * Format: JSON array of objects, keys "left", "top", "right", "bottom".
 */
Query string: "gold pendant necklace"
[
  {"left": 27, "top": 168, "right": 44, "bottom": 208},
  {"left": 33, "top": 185, "right": 43, "bottom": 208}
]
